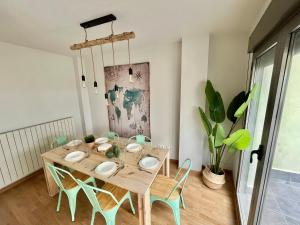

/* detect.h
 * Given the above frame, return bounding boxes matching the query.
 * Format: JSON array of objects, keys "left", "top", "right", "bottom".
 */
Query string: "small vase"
[
  {"left": 202, "top": 165, "right": 226, "bottom": 189},
  {"left": 87, "top": 142, "right": 95, "bottom": 149}
]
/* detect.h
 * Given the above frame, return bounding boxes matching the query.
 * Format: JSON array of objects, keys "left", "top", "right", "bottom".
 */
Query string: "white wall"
[
  {"left": 207, "top": 33, "right": 249, "bottom": 183},
  {"left": 80, "top": 42, "right": 181, "bottom": 159},
  {"left": 179, "top": 35, "right": 210, "bottom": 171},
  {"left": 0, "top": 41, "right": 83, "bottom": 135}
]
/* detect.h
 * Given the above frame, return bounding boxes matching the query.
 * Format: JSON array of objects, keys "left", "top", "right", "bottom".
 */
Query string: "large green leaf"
[
  {"left": 205, "top": 80, "right": 225, "bottom": 123},
  {"left": 208, "top": 134, "right": 215, "bottom": 153},
  {"left": 234, "top": 84, "right": 257, "bottom": 118},
  {"left": 227, "top": 91, "right": 247, "bottom": 123},
  {"left": 213, "top": 124, "right": 225, "bottom": 147},
  {"left": 223, "top": 129, "right": 251, "bottom": 151},
  {"left": 198, "top": 107, "right": 212, "bottom": 135}
]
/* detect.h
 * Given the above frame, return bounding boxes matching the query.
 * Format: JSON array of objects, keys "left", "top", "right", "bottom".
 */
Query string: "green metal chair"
[
  {"left": 51, "top": 135, "right": 68, "bottom": 149},
  {"left": 47, "top": 164, "right": 97, "bottom": 221},
  {"left": 150, "top": 159, "right": 192, "bottom": 225},
  {"left": 128, "top": 134, "right": 151, "bottom": 145},
  {"left": 104, "top": 131, "right": 119, "bottom": 140},
  {"left": 77, "top": 180, "right": 135, "bottom": 225}
]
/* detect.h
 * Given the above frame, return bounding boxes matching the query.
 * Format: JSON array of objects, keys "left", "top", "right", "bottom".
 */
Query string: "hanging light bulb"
[
  {"left": 114, "top": 84, "right": 119, "bottom": 98},
  {"left": 127, "top": 39, "right": 134, "bottom": 83},
  {"left": 79, "top": 49, "right": 86, "bottom": 88},
  {"left": 94, "top": 81, "right": 98, "bottom": 94},
  {"left": 105, "top": 93, "right": 109, "bottom": 106}
]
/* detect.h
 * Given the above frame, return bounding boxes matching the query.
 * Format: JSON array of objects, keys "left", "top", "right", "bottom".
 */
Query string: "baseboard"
[{"left": 0, "top": 169, "right": 43, "bottom": 194}]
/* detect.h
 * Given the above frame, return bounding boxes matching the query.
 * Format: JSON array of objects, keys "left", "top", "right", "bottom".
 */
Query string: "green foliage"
[
  {"left": 234, "top": 84, "right": 257, "bottom": 118},
  {"left": 198, "top": 107, "right": 212, "bottom": 135},
  {"left": 223, "top": 129, "right": 251, "bottom": 151},
  {"left": 197, "top": 80, "right": 256, "bottom": 174},
  {"left": 227, "top": 91, "right": 247, "bottom": 123},
  {"left": 84, "top": 135, "right": 95, "bottom": 143},
  {"left": 205, "top": 81, "right": 225, "bottom": 123},
  {"left": 213, "top": 124, "right": 225, "bottom": 147},
  {"left": 105, "top": 150, "right": 114, "bottom": 158},
  {"left": 105, "top": 145, "right": 120, "bottom": 158}
]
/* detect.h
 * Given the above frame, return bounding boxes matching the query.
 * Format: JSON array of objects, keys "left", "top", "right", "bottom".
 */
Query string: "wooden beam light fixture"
[{"left": 70, "top": 14, "right": 135, "bottom": 50}]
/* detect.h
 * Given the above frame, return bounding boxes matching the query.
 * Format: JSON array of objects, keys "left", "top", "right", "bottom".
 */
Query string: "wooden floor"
[{"left": 0, "top": 162, "right": 238, "bottom": 225}]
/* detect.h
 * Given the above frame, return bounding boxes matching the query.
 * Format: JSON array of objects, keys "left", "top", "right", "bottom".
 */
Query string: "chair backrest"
[
  {"left": 128, "top": 135, "right": 151, "bottom": 145},
  {"left": 105, "top": 131, "right": 119, "bottom": 140},
  {"left": 47, "top": 164, "right": 75, "bottom": 191},
  {"left": 51, "top": 135, "right": 68, "bottom": 148},
  {"left": 166, "top": 158, "right": 192, "bottom": 200},
  {"left": 77, "top": 180, "right": 119, "bottom": 213}
]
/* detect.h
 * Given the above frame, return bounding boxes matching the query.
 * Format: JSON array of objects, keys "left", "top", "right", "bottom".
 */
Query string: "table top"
[{"left": 41, "top": 138, "right": 169, "bottom": 195}]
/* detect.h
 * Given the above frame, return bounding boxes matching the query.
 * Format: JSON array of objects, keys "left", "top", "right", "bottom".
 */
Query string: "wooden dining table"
[{"left": 41, "top": 138, "right": 170, "bottom": 225}]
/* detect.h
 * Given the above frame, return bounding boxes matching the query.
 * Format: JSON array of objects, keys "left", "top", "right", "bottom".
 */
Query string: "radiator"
[{"left": 0, "top": 117, "right": 76, "bottom": 189}]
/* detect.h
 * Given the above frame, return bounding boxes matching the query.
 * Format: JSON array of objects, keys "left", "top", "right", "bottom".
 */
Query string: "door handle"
[{"left": 250, "top": 145, "right": 264, "bottom": 163}]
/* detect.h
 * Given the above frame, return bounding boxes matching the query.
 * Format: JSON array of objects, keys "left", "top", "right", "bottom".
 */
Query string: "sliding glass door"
[{"left": 237, "top": 11, "right": 300, "bottom": 225}]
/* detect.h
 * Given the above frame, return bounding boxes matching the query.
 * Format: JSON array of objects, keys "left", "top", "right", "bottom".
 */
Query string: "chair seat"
[
  {"left": 62, "top": 170, "right": 90, "bottom": 190},
  {"left": 96, "top": 183, "right": 128, "bottom": 211},
  {"left": 151, "top": 175, "right": 181, "bottom": 200}
]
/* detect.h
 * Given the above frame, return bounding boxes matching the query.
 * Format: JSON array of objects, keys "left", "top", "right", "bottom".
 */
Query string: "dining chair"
[
  {"left": 104, "top": 131, "right": 119, "bottom": 140},
  {"left": 150, "top": 159, "right": 192, "bottom": 225},
  {"left": 128, "top": 134, "right": 151, "bottom": 145},
  {"left": 47, "top": 164, "right": 97, "bottom": 221},
  {"left": 77, "top": 180, "right": 135, "bottom": 225},
  {"left": 51, "top": 135, "right": 68, "bottom": 149}
]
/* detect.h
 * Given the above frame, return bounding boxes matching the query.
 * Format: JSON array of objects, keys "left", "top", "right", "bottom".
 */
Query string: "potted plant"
[
  {"left": 198, "top": 80, "right": 257, "bottom": 189},
  {"left": 84, "top": 134, "right": 95, "bottom": 149}
]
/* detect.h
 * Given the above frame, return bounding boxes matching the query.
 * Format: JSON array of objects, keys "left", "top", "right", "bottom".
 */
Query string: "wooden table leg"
[
  {"left": 138, "top": 189, "right": 151, "bottom": 225},
  {"left": 165, "top": 151, "right": 170, "bottom": 177},
  {"left": 42, "top": 157, "right": 58, "bottom": 197}
]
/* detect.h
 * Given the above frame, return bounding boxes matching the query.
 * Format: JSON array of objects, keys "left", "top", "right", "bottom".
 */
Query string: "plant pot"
[
  {"left": 87, "top": 142, "right": 95, "bottom": 149},
  {"left": 202, "top": 166, "right": 226, "bottom": 189}
]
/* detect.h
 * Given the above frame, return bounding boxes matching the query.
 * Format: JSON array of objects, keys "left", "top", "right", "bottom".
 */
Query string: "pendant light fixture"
[
  {"left": 127, "top": 39, "right": 133, "bottom": 83},
  {"left": 79, "top": 49, "right": 86, "bottom": 88},
  {"left": 90, "top": 47, "right": 98, "bottom": 94},
  {"left": 114, "top": 84, "right": 119, "bottom": 99},
  {"left": 104, "top": 93, "right": 109, "bottom": 106}
]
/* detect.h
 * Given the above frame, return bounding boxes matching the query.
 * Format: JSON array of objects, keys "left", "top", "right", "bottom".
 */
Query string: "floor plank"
[{"left": 0, "top": 162, "right": 238, "bottom": 225}]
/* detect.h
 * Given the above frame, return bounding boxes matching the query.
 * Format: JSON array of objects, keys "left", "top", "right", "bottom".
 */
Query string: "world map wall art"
[{"left": 104, "top": 62, "right": 151, "bottom": 138}]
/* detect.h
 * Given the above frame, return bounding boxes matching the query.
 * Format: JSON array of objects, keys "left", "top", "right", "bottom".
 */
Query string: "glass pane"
[
  {"left": 237, "top": 46, "right": 276, "bottom": 225},
  {"left": 260, "top": 31, "right": 300, "bottom": 225}
]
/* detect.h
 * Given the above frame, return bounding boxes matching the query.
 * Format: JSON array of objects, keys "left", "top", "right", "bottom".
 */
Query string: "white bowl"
[
  {"left": 95, "top": 137, "right": 109, "bottom": 144},
  {"left": 126, "top": 143, "right": 142, "bottom": 153},
  {"left": 97, "top": 143, "right": 112, "bottom": 152},
  {"left": 95, "top": 161, "right": 117, "bottom": 176},
  {"left": 66, "top": 140, "right": 82, "bottom": 147},
  {"left": 139, "top": 157, "right": 159, "bottom": 170},
  {"left": 64, "top": 151, "right": 86, "bottom": 162}
]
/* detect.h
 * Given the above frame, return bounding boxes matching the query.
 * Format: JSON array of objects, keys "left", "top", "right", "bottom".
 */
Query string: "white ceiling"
[{"left": 0, "top": 0, "right": 269, "bottom": 55}]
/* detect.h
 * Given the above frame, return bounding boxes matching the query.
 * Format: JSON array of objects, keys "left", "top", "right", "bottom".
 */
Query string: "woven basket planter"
[{"left": 202, "top": 166, "right": 226, "bottom": 189}]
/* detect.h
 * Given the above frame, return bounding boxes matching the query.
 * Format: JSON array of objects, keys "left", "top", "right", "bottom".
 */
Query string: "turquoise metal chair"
[
  {"left": 128, "top": 134, "right": 151, "bottom": 145},
  {"left": 47, "top": 164, "right": 97, "bottom": 221},
  {"left": 51, "top": 135, "right": 68, "bottom": 149},
  {"left": 104, "top": 131, "right": 119, "bottom": 140},
  {"left": 77, "top": 180, "right": 135, "bottom": 225},
  {"left": 150, "top": 159, "right": 192, "bottom": 225}
]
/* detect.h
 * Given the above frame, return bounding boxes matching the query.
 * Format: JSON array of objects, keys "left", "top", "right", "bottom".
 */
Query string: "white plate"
[
  {"left": 64, "top": 151, "right": 86, "bottom": 162},
  {"left": 126, "top": 143, "right": 142, "bottom": 152},
  {"left": 95, "top": 137, "right": 109, "bottom": 144},
  {"left": 66, "top": 140, "right": 82, "bottom": 147},
  {"left": 97, "top": 143, "right": 112, "bottom": 152},
  {"left": 95, "top": 161, "right": 117, "bottom": 176},
  {"left": 139, "top": 157, "right": 159, "bottom": 170}
]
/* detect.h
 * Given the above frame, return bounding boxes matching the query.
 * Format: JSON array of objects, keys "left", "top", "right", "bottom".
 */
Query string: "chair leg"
[
  {"left": 104, "top": 213, "right": 116, "bottom": 225},
  {"left": 180, "top": 194, "right": 186, "bottom": 209},
  {"left": 90, "top": 209, "right": 96, "bottom": 225},
  {"left": 67, "top": 192, "right": 77, "bottom": 222},
  {"left": 171, "top": 200, "right": 181, "bottom": 225},
  {"left": 92, "top": 178, "right": 97, "bottom": 188},
  {"left": 128, "top": 193, "right": 135, "bottom": 215},
  {"left": 56, "top": 190, "right": 62, "bottom": 212}
]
